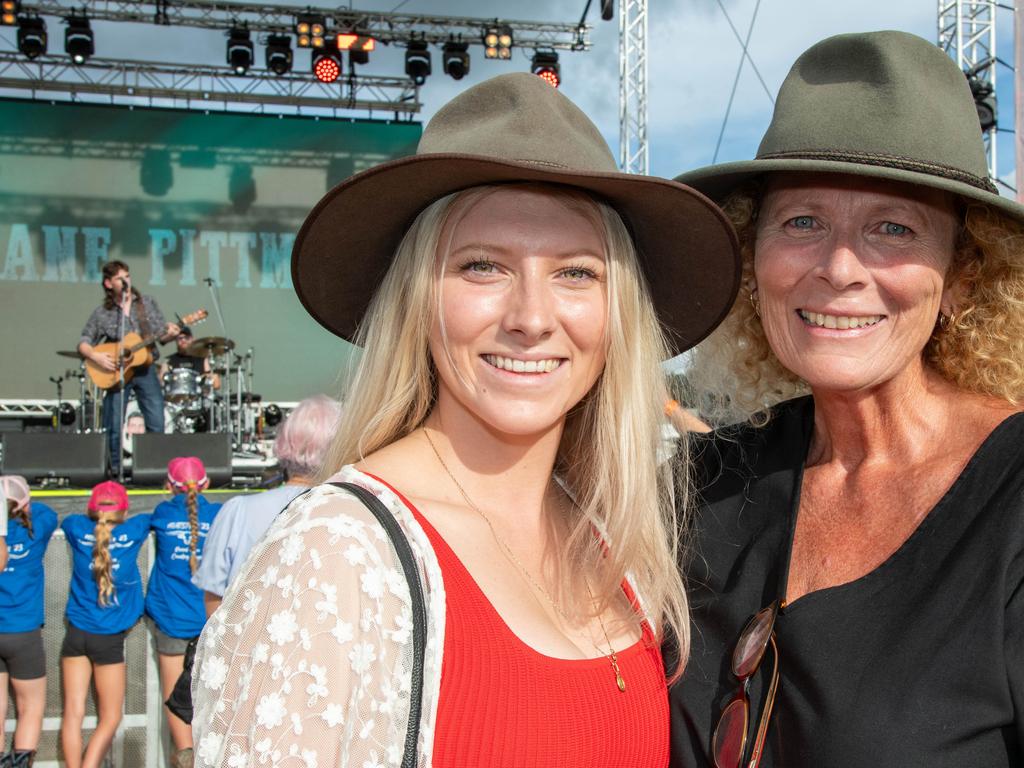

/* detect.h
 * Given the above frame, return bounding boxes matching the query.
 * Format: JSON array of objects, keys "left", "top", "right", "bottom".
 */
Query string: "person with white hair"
[{"left": 191, "top": 394, "right": 342, "bottom": 615}]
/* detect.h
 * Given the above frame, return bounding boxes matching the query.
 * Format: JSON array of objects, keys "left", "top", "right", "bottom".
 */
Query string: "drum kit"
[{"left": 52, "top": 336, "right": 266, "bottom": 449}]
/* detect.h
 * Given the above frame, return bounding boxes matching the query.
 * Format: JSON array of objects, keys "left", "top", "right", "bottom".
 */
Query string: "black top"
[{"left": 669, "top": 396, "right": 1024, "bottom": 768}]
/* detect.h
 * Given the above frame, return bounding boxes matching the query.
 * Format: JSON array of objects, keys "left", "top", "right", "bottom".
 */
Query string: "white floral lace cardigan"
[{"left": 191, "top": 466, "right": 447, "bottom": 767}]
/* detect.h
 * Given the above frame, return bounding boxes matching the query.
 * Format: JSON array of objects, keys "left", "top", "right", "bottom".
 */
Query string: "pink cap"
[
  {"left": 88, "top": 481, "right": 129, "bottom": 513},
  {"left": 167, "top": 456, "right": 209, "bottom": 491},
  {"left": 0, "top": 475, "right": 31, "bottom": 512}
]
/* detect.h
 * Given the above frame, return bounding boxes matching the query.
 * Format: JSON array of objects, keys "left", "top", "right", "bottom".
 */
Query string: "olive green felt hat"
[
  {"left": 292, "top": 73, "right": 741, "bottom": 354},
  {"left": 677, "top": 30, "right": 1024, "bottom": 222}
]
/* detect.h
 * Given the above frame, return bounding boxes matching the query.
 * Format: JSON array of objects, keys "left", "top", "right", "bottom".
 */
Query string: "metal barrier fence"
[{"left": 3, "top": 529, "right": 169, "bottom": 768}]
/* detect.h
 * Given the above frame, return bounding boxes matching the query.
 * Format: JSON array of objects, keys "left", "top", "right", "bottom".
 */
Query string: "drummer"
[{"left": 161, "top": 327, "right": 220, "bottom": 390}]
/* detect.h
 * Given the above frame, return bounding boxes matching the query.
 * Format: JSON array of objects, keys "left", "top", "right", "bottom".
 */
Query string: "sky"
[{"left": 2, "top": 0, "right": 1016, "bottom": 182}]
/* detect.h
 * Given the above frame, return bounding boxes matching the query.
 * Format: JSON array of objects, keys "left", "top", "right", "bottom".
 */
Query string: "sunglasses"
[{"left": 712, "top": 601, "right": 780, "bottom": 768}]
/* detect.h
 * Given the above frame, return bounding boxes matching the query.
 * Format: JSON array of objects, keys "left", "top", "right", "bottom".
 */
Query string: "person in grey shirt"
[
  {"left": 192, "top": 395, "right": 342, "bottom": 616},
  {"left": 77, "top": 260, "right": 180, "bottom": 474}
]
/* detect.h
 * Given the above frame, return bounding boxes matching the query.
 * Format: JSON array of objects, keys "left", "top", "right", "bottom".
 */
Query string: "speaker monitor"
[
  {"left": 1, "top": 432, "right": 107, "bottom": 485},
  {"left": 132, "top": 433, "right": 232, "bottom": 487}
]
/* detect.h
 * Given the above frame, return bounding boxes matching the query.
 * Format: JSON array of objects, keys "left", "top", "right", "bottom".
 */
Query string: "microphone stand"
[
  {"left": 116, "top": 286, "right": 129, "bottom": 483},
  {"left": 204, "top": 277, "right": 231, "bottom": 443}
]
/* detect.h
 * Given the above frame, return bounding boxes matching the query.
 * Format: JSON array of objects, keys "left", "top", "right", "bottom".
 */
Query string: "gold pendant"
[{"left": 616, "top": 671, "right": 626, "bottom": 692}]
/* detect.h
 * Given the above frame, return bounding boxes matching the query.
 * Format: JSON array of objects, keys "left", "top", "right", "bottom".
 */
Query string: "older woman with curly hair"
[{"left": 668, "top": 31, "right": 1024, "bottom": 768}]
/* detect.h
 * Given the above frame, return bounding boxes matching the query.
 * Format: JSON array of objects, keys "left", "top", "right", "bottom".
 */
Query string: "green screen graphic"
[{"left": 0, "top": 98, "right": 421, "bottom": 401}]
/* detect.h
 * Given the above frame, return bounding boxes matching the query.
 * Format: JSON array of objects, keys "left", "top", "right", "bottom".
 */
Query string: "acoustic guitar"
[{"left": 85, "top": 309, "right": 208, "bottom": 391}]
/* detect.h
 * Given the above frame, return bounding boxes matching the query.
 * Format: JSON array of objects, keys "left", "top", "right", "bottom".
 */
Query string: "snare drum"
[{"left": 163, "top": 368, "right": 202, "bottom": 404}]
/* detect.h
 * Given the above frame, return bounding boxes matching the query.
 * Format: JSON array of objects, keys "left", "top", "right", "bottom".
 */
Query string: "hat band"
[{"left": 758, "top": 149, "right": 999, "bottom": 195}]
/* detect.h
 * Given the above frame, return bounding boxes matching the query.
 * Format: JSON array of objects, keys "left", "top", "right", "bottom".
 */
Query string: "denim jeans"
[{"left": 103, "top": 364, "right": 165, "bottom": 473}]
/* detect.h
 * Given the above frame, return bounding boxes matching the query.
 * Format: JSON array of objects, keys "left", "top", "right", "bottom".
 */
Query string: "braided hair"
[
  {"left": 89, "top": 507, "right": 126, "bottom": 606},
  {"left": 166, "top": 456, "right": 209, "bottom": 575}
]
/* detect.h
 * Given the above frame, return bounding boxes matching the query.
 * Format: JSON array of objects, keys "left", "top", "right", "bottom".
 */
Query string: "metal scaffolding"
[
  {"left": 3, "top": 1, "right": 591, "bottom": 115},
  {"left": 0, "top": 51, "right": 420, "bottom": 115},
  {"left": 20, "top": 0, "right": 591, "bottom": 50},
  {"left": 618, "top": 0, "right": 647, "bottom": 174},
  {"left": 938, "top": 0, "right": 999, "bottom": 179}
]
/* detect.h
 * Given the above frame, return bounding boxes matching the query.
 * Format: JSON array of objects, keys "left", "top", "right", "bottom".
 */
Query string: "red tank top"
[{"left": 376, "top": 478, "right": 670, "bottom": 768}]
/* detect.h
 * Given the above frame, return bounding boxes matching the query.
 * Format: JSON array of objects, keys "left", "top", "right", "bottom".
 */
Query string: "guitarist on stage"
[{"left": 77, "top": 260, "right": 180, "bottom": 474}]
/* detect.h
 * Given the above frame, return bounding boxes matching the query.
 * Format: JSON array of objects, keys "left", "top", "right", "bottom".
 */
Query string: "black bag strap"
[{"left": 332, "top": 481, "right": 427, "bottom": 768}]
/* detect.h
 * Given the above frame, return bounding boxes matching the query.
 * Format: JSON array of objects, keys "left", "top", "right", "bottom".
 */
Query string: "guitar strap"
[{"left": 133, "top": 290, "right": 155, "bottom": 341}]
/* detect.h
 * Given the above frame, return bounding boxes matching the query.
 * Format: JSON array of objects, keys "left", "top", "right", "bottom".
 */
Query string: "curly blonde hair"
[{"left": 688, "top": 181, "right": 1024, "bottom": 426}]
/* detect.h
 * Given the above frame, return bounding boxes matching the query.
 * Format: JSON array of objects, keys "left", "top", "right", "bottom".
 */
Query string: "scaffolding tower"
[
  {"left": 618, "top": 0, "right": 647, "bottom": 174},
  {"left": 938, "top": 0, "right": 999, "bottom": 179}
]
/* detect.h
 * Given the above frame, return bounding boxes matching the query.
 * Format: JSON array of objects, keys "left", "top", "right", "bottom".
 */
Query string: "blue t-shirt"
[
  {"left": 145, "top": 493, "right": 221, "bottom": 639},
  {"left": 0, "top": 503, "right": 58, "bottom": 633},
  {"left": 61, "top": 513, "right": 151, "bottom": 635}
]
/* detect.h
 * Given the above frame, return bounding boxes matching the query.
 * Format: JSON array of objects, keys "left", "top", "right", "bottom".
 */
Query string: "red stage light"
[
  {"left": 535, "top": 68, "right": 559, "bottom": 88},
  {"left": 313, "top": 52, "right": 340, "bottom": 83}
]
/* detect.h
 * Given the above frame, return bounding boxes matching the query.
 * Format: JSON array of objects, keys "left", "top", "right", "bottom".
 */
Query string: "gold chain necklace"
[{"left": 422, "top": 428, "right": 626, "bottom": 692}]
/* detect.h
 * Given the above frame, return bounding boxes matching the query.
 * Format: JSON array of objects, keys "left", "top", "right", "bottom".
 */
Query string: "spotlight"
[
  {"left": 405, "top": 40, "right": 431, "bottom": 85},
  {"left": 227, "top": 27, "right": 253, "bottom": 75},
  {"left": 312, "top": 48, "right": 341, "bottom": 83},
  {"left": 16, "top": 16, "right": 45, "bottom": 59},
  {"left": 601, "top": 0, "right": 614, "bottom": 20},
  {"left": 483, "top": 23, "right": 513, "bottom": 60},
  {"left": 967, "top": 75, "right": 997, "bottom": 132},
  {"left": 531, "top": 51, "right": 560, "bottom": 88},
  {"left": 54, "top": 401, "right": 76, "bottom": 427},
  {"left": 262, "top": 403, "right": 283, "bottom": 427},
  {"left": 336, "top": 32, "right": 374, "bottom": 65},
  {"left": 294, "top": 14, "right": 325, "bottom": 48},
  {"left": 442, "top": 40, "right": 470, "bottom": 81},
  {"left": 2, "top": 0, "right": 19, "bottom": 26},
  {"left": 64, "top": 15, "right": 93, "bottom": 65},
  {"left": 265, "top": 34, "right": 292, "bottom": 75}
]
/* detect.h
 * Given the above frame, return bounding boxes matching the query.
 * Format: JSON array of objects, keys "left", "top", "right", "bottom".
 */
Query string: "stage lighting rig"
[
  {"left": 227, "top": 26, "right": 253, "bottom": 75},
  {"left": 295, "top": 14, "right": 325, "bottom": 48},
  {"left": 312, "top": 46, "right": 340, "bottom": 83},
  {"left": 442, "top": 40, "right": 470, "bottom": 80},
  {"left": 265, "top": 33, "right": 292, "bottom": 74},
  {"left": 17, "top": 16, "right": 45, "bottom": 58},
  {"left": 405, "top": 39, "right": 430, "bottom": 85},
  {"left": 337, "top": 32, "right": 374, "bottom": 65},
  {"left": 64, "top": 15, "right": 93, "bottom": 65},
  {"left": 531, "top": 50, "right": 560, "bottom": 88},
  {"left": 483, "top": 23, "right": 512, "bottom": 60},
  {"left": 2, "top": 0, "right": 18, "bottom": 26}
]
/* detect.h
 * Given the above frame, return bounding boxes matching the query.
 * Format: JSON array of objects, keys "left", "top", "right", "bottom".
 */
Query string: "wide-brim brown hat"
[
  {"left": 677, "top": 30, "right": 1024, "bottom": 223},
  {"left": 292, "top": 73, "right": 741, "bottom": 354}
]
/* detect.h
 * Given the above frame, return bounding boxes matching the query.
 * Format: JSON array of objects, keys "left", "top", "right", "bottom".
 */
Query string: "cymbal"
[
  {"left": 57, "top": 350, "right": 84, "bottom": 359},
  {"left": 187, "top": 337, "right": 235, "bottom": 357}
]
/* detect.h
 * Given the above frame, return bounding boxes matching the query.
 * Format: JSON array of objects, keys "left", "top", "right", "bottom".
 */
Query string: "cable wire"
[
  {"left": 712, "top": 0, "right": 763, "bottom": 164},
  {"left": 715, "top": 0, "right": 774, "bottom": 104}
]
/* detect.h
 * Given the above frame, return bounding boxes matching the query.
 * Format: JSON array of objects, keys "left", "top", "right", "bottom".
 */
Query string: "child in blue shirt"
[
  {"left": 146, "top": 456, "right": 220, "bottom": 767},
  {"left": 0, "top": 476, "right": 58, "bottom": 768},
  {"left": 60, "top": 481, "right": 150, "bottom": 768}
]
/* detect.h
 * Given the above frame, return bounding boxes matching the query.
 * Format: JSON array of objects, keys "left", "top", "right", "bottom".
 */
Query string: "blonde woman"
[
  {"left": 193, "top": 73, "right": 739, "bottom": 767},
  {"left": 60, "top": 481, "right": 150, "bottom": 768},
  {"left": 146, "top": 457, "right": 221, "bottom": 768}
]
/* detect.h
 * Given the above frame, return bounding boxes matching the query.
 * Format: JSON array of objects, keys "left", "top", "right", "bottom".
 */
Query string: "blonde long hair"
[
  {"left": 321, "top": 183, "right": 691, "bottom": 677},
  {"left": 89, "top": 508, "right": 125, "bottom": 607}
]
